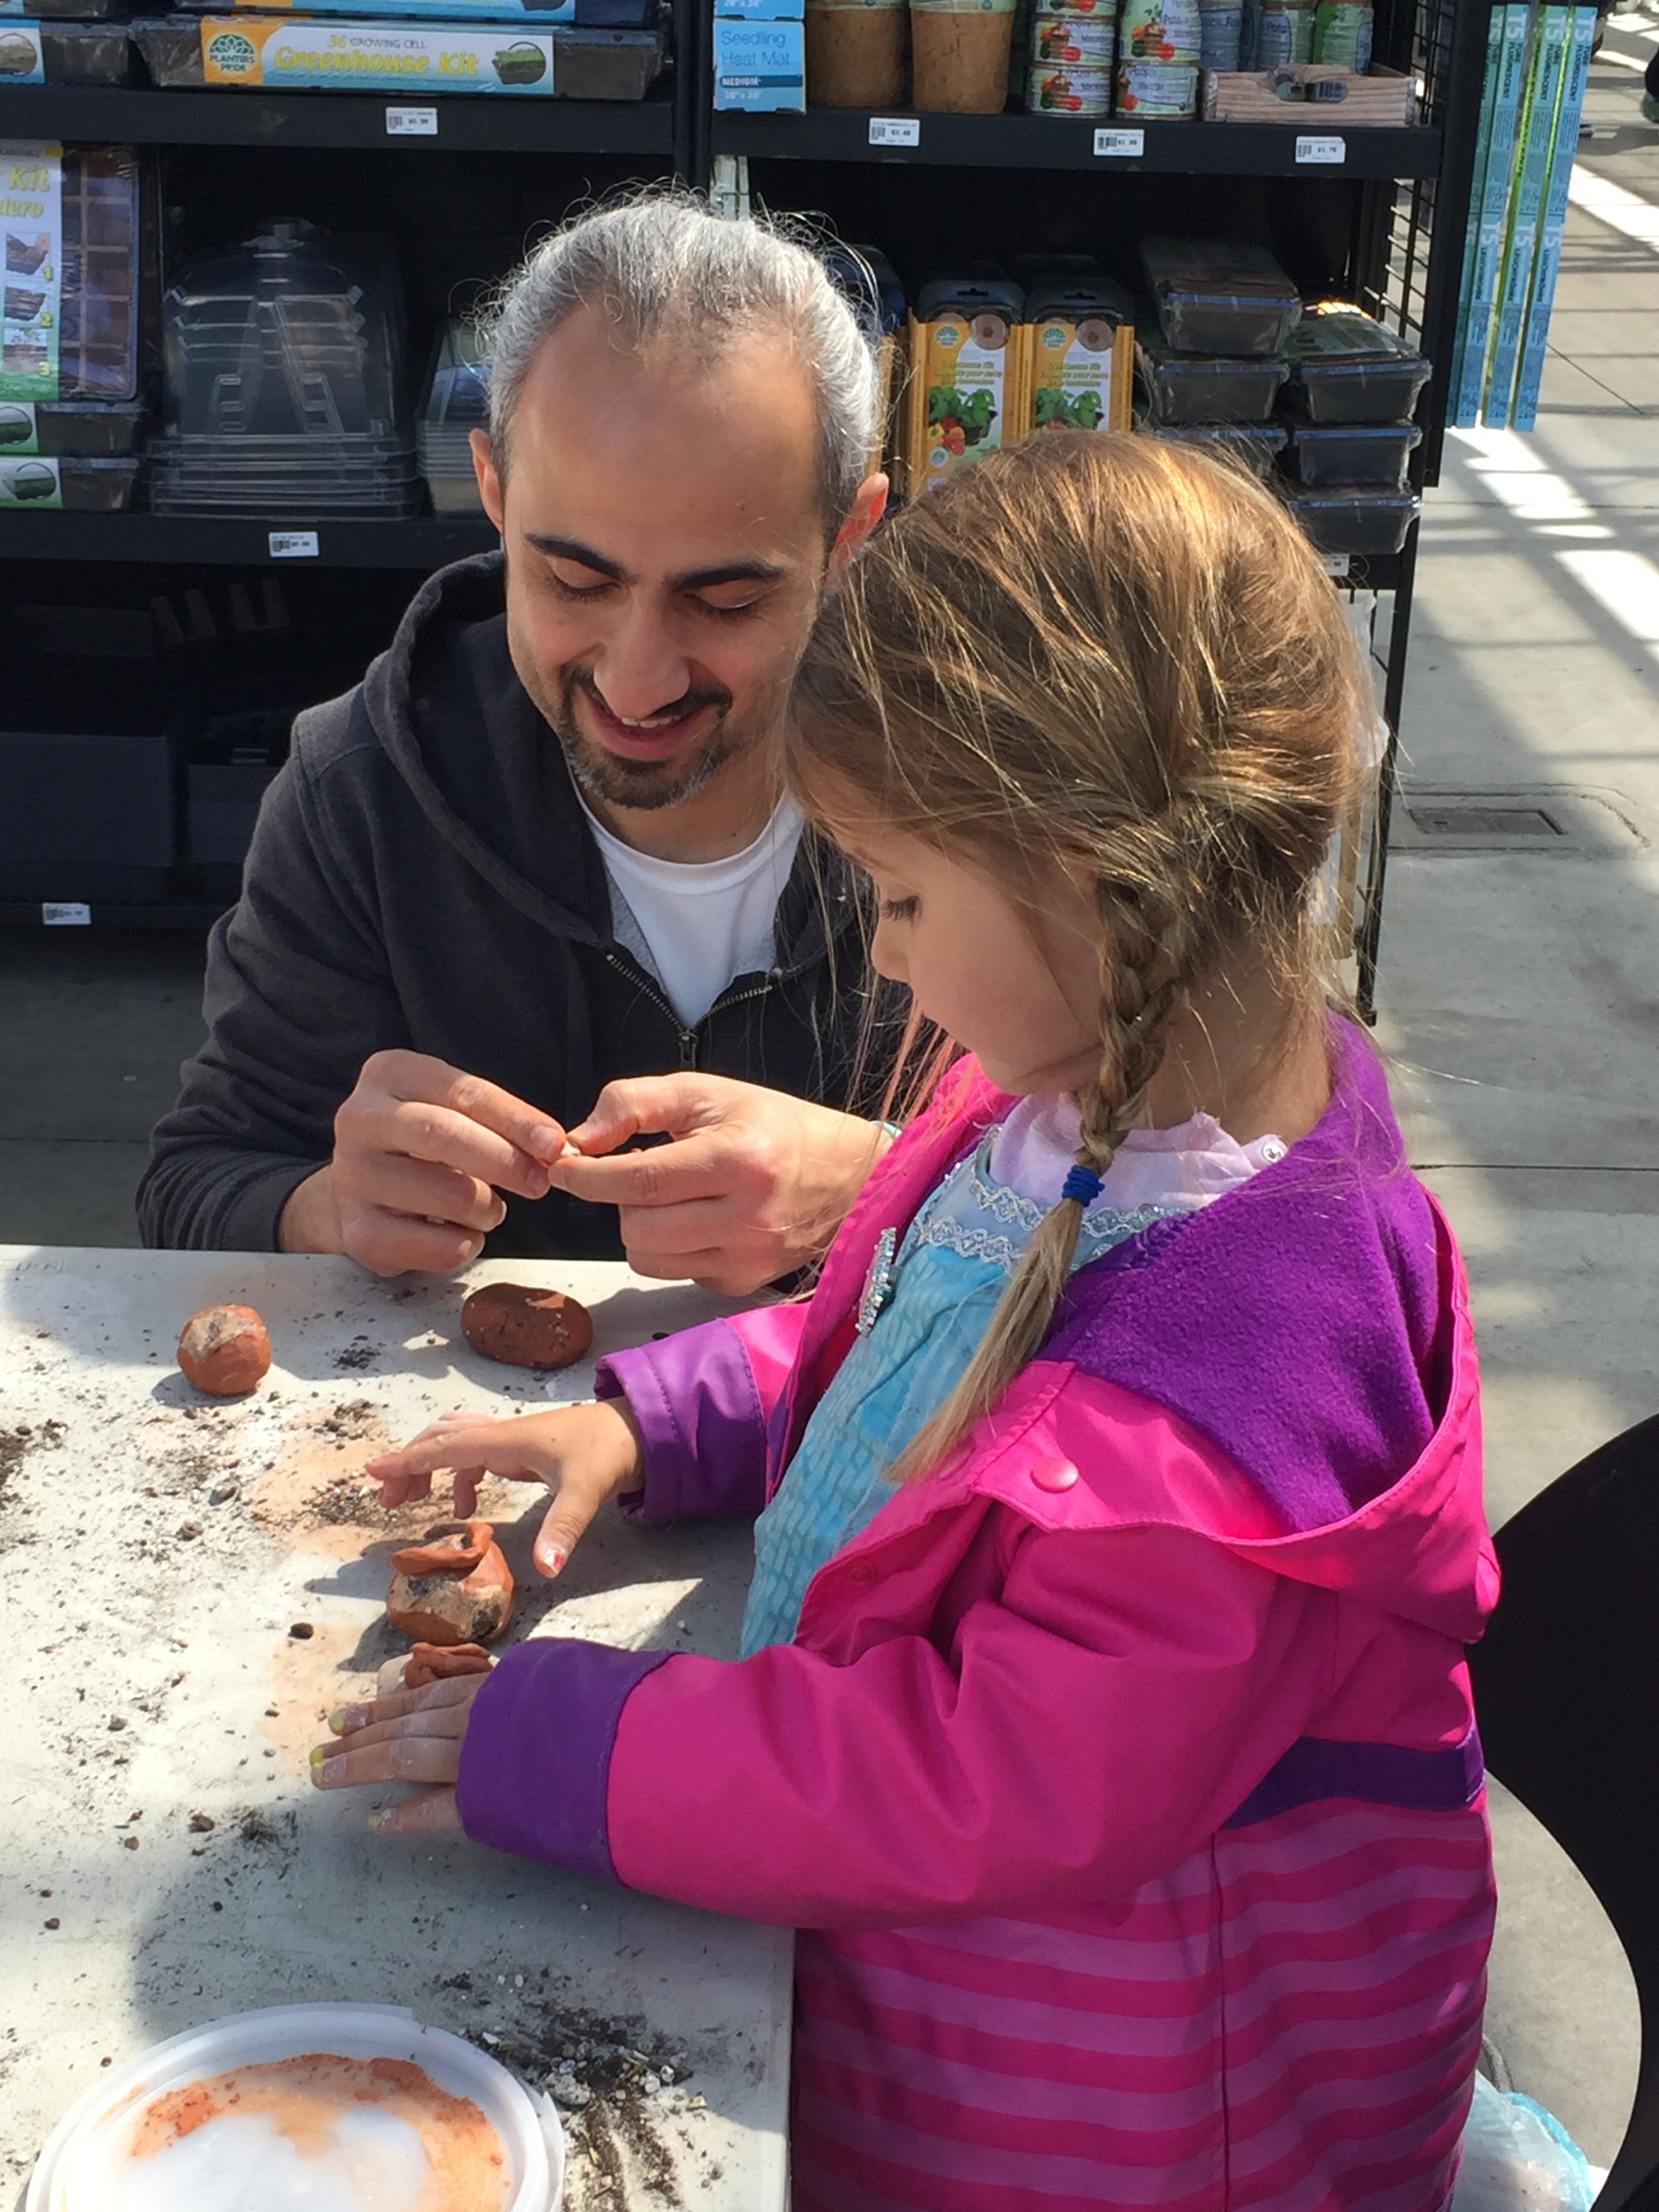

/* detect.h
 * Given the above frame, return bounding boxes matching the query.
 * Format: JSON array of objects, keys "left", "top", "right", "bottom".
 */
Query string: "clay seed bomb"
[
  {"left": 460, "top": 1283, "right": 594, "bottom": 1371},
  {"left": 177, "top": 1305, "right": 272, "bottom": 1396}
]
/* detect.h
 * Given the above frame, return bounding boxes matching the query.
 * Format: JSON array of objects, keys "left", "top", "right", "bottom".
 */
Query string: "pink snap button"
[{"left": 1029, "top": 1456, "right": 1080, "bottom": 1493}]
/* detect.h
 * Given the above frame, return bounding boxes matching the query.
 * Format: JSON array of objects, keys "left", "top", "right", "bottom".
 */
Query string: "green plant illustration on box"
[
  {"left": 1034, "top": 386, "right": 1103, "bottom": 429},
  {"left": 1, "top": 459, "right": 57, "bottom": 501},
  {"left": 0, "top": 405, "right": 33, "bottom": 447},
  {"left": 491, "top": 38, "right": 546, "bottom": 79},
  {"left": 928, "top": 385, "right": 996, "bottom": 455}
]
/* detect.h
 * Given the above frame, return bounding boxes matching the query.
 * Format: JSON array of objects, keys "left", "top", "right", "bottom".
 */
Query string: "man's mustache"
[{"left": 565, "top": 669, "right": 735, "bottom": 728}]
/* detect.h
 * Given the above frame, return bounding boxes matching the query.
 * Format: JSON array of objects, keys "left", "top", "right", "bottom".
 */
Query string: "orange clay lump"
[
  {"left": 176, "top": 1305, "right": 272, "bottom": 1396},
  {"left": 460, "top": 1282, "right": 594, "bottom": 1370},
  {"left": 386, "top": 1521, "right": 514, "bottom": 1646}
]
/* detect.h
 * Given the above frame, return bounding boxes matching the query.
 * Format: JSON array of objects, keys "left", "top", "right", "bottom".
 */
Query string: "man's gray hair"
[{"left": 483, "top": 193, "right": 881, "bottom": 523}]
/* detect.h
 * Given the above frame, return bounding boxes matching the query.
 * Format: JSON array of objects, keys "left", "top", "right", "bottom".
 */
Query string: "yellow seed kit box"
[
  {"left": 1026, "top": 317, "right": 1134, "bottom": 434},
  {"left": 902, "top": 306, "right": 1031, "bottom": 490}
]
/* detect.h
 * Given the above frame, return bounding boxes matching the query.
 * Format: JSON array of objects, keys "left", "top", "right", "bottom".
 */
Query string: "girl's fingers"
[
  {"left": 311, "top": 1735, "right": 462, "bottom": 1789},
  {"left": 370, "top": 1787, "right": 463, "bottom": 1836},
  {"left": 331, "top": 1675, "right": 487, "bottom": 1735},
  {"left": 452, "top": 1465, "right": 485, "bottom": 1519}
]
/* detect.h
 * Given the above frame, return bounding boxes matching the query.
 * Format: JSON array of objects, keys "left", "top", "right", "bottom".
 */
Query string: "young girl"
[{"left": 315, "top": 432, "right": 1496, "bottom": 2212}]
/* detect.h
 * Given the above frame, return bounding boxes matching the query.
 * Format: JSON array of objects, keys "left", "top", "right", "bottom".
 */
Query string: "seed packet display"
[
  {"left": 1, "top": 144, "right": 62, "bottom": 401},
  {"left": 904, "top": 307, "right": 1029, "bottom": 489},
  {"left": 198, "top": 17, "right": 556, "bottom": 86},
  {"left": 1028, "top": 317, "right": 1134, "bottom": 433}
]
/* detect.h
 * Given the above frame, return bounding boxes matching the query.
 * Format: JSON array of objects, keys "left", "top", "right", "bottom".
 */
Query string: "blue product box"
[
  {"left": 716, "top": 0, "right": 803, "bottom": 20},
  {"left": 713, "top": 13, "right": 804, "bottom": 105}
]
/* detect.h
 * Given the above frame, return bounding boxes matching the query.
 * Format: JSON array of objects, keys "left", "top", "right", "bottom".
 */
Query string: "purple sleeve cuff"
[
  {"left": 455, "top": 1638, "right": 672, "bottom": 1883},
  {"left": 595, "top": 1316, "right": 771, "bottom": 1526}
]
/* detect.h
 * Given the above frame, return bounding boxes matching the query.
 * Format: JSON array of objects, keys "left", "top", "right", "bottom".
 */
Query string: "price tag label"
[
  {"left": 386, "top": 105, "right": 438, "bottom": 135},
  {"left": 1295, "top": 134, "right": 1346, "bottom": 163},
  {"left": 1093, "top": 127, "right": 1145, "bottom": 157},
  {"left": 1321, "top": 554, "right": 1353, "bottom": 579},
  {"left": 43, "top": 903, "right": 91, "bottom": 926},
  {"left": 268, "top": 529, "right": 321, "bottom": 560},
  {"left": 868, "top": 115, "right": 921, "bottom": 148}
]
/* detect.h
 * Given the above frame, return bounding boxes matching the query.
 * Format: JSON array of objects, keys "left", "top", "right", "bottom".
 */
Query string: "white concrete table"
[{"left": 0, "top": 1246, "right": 790, "bottom": 2211}]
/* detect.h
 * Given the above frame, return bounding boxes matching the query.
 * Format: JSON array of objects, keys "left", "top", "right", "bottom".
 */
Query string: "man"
[{"left": 140, "top": 198, "right": 899, "bottom": 1294}]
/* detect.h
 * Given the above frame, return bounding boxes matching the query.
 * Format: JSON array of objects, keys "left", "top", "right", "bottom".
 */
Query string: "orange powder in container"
[{"left": 129, "top": 2053, "right": 510, "bottom": 2212}]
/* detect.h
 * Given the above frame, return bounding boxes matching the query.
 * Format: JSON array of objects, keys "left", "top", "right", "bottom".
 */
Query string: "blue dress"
[{"left": 739, "top": 1128, "right": 1196, "bottom": 1656}]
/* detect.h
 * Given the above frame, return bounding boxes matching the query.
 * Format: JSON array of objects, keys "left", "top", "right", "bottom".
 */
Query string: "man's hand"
[
  {"left": 310, "top": 1674, "right": 485, "bottom": 1836},
  {"left": 548, "top": 1075, "right": 891, "bottom": 1294},
  {"left": 365, "top": 1399, "right": 644, "bottom": 1578},
  {"left": 279, "top": 1050, "right": 567, "bottom": 1277}
]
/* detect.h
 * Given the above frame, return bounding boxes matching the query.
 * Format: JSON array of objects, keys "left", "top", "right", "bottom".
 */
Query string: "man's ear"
[
  {"left": 827, "top": 473, "right": 890, "bottom": 582},
  {"left": 471, "top": 428, "right": 506, "bottom": 535}
]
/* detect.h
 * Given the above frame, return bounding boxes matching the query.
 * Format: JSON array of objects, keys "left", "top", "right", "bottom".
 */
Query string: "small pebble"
[
  {"left": 188, "top": 1812, "right": 215, "bottom": 1833},
  {"left": 289, "top": 1623, "right": 314, "bottom": 1640},
  {"left": 101, "top": 2057, "right": 112, "bottom": 2068},
  {"left": 107, "top": 1717, "right": 126, "bottom": 1733},
  {"left": 211, "top": 1901, "right": 223, "bottom": 1912},
  {"left": 44, "top": 1918, "right": 59, "bottom": 1931},
  {"left": 121, "top": 1836, "right": 138, "bottom": 1851}
]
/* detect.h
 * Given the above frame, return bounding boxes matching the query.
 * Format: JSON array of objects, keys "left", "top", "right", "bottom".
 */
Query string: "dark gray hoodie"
[{"left": 139, "top": 554, "right": 889, "bottom": 1260}]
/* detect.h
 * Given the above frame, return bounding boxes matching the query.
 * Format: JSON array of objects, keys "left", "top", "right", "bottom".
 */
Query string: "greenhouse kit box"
[{"left": 198, "top": 18, "right": 556, "bottom": 89}]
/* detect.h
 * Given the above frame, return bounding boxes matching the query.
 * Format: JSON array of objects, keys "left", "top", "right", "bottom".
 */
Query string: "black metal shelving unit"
[{"left": 0, "top": 0, "right": 1494, "bottom": 1000}]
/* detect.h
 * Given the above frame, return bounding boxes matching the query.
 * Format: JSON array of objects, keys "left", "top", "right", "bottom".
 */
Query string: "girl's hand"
[
  {"left": 309, "top": 1675, "right": 487, "bottom": 1835},
  {"left": 365, "top": 1399, "right": 644, "bottom": 1577}
]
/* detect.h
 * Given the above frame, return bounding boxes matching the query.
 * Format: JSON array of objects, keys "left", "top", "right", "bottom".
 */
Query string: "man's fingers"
[
  {"left": 548, "top": 1135, "right": 733, "bottom": 1210},
  {"left": 348, "top": 1099, "right": 551, "bottom": 1206},
  {"left": 452, "top": 1466, "right": 485, "bottom": 1519},
  {"left": 340, "top": 1151, "right": 508, "bottom": 1234},
  {"left": 364, "top": 1052, "right": 568, "bottom": 1169},
  {"left": 372, "top": 1463, "right": 434, "bottom": 1510},
  {"left": 371, "top": 1787, "right": 463, "bottom": 1836},
  {"left": 563, "top": 1073, "right": 720, "bottom": 1155},
  {"left": 337, "top": 1204, "right": 487, "bottom": 1279}
]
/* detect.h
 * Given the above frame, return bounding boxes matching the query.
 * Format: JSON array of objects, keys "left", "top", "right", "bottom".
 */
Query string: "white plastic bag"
[{"left": 1452, "top": 2072, "right": 1599, "bottom": 2212}]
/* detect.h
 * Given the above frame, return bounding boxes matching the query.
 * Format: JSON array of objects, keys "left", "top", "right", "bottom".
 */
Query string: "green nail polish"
[
  {"left": 368, "top": 1810, "right": 383, "bottom": 1832},
  {"left": 327, "top": 1710, "right": 347, "bottom": 1736},
  {"left": 310, "top": 1745, "right": 326, "bottom": 1772}
]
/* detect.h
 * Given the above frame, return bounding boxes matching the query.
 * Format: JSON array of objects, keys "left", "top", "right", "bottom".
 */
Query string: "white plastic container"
[{"left": 26, "top": 2003, "right": 566, "bottom": 2212}]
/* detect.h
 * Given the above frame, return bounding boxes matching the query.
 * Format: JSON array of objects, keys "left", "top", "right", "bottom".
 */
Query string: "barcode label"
[
  {"left": 1322, "top": 554, "right": 1353, "bottom": 579},
  {"left": 386, "top": 105, "right": 438, "bottom": 135},
  {"left": 268, "top": 530, "right": 321, "bottom": 559},
  {"left": 1093, "top": 128, "right": 1145, "bottom": 157},
  {"left": 43, "top": 903, "right": 91, "bottom": 926},
  {"left": 868, "top": 115, "right": 920, "bottom": 147},
  {"left": 1295, "top": 134, "right": 1346, "bottom": 163}
]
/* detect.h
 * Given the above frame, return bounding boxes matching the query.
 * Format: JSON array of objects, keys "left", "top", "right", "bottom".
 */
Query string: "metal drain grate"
[
  {"left": 1407, "top": 805, "right": 1564, "bottom": 839},
  {"left": 1389, "top": 788, "right": 1648, "bottom": 856}
]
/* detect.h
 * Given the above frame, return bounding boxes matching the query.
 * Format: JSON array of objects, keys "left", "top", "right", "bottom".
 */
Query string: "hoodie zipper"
[{"left": 602, "top": 953, "right": 781, "bottom": 1071}]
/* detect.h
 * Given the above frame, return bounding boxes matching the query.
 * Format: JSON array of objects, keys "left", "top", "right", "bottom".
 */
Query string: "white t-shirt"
[{"left": 576, "top": 790, "right": 806, "bottom": 1029}]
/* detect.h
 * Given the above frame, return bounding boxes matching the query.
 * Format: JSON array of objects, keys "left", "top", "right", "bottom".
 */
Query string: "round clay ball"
[
  {"left": 460, "top": 1283, "right": 594, "bottom": 1371},
  {"left": 177, "top": 1305, "right": 272, "bottom": 1397}
]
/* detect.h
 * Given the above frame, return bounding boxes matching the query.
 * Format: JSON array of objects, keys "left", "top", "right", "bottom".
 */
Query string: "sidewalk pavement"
[
  {"left": 1374, "top": 28, "right": 1659, "bottom": 2164},
  {"left": 1, "top": 55, "right": 1658, "bottom": 2167}
]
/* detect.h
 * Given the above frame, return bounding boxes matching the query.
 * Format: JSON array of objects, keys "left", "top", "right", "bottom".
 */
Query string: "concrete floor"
[{"left": 5, "top": 55, "right": 1659, "bottom": 2171}]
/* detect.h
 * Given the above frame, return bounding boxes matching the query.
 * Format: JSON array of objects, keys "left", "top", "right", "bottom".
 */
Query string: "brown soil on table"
[{"left": 129, "top": 2053, "right": 510, "bottom": 2212}]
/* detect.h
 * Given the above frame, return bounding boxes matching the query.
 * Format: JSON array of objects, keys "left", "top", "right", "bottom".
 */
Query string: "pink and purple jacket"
[{"left": 457, "top": 1021, "right": 1498, "bottom": 2211}]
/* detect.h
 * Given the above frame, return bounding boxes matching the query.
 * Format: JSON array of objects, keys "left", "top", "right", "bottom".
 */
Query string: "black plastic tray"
[
  {"left": 1284, "top": 421, "right": 1421, "bottom": 489},
  {"left": 39, "top": 20, "right": 134, "bottom": 80},
  {"left": 1284, "top": 485, "right": 1419, "bottom": 556},
  {"left": 1137, "top": 336, "right": 1287, "bottom": 424}
]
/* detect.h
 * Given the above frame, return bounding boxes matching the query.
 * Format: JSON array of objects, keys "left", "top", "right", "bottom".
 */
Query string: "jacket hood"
[{"left": 357, "top": 552, "right": 853, "bottom": 976}]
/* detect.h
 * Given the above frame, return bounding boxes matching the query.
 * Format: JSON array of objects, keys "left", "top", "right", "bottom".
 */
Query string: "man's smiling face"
[{"left": 474, "top": 306, "right": 853, "bottom": 821}]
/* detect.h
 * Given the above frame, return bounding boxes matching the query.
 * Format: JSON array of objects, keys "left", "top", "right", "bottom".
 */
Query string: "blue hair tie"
[{"left": 1061, "top": 1164, "right": 1103, "bottom": 1208}]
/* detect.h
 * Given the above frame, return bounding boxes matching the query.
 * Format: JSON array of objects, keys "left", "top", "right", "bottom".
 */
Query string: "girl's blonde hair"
[{"left": 785, "top": 430, "right": 1369, "bottom": 1481}]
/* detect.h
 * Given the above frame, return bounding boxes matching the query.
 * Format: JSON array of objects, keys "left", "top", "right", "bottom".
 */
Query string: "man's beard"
[{"left": 547, "top": 668, "right": 750, "bottom": 814}]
